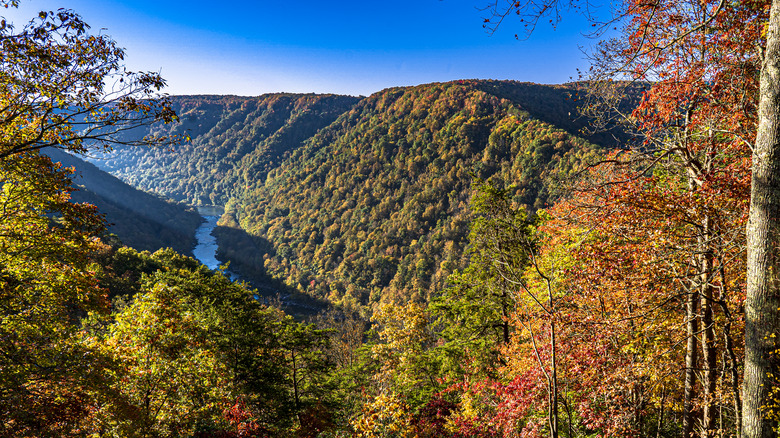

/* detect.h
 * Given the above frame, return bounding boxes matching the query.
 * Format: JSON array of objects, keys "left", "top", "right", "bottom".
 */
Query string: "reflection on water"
[{"left": 192, "top": 215, "right": 221, "bottom": 270}]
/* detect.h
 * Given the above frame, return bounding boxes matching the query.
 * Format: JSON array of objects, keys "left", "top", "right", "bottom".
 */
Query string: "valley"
[
  {"left": 89, "top": 80, "right": 606, "bottom": 312},
  {"left": 3, "top": 0, "right": 770, "bottom": 435},
  {"left": 46, "top": 148, "right": 202, "bottom": 256}
]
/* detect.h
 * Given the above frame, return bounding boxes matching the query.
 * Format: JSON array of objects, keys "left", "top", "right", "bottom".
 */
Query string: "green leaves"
[
  {"left": 0, "top": 4, "right": 179, "bottom": 159},
  {"left": 0, "top": 152, "right": 109, "bottom": 436},
  {"left": 430, "top": 180, "right": 532, "bottom": 377},
  {"left": 99, "top": 281, "right": 232, "bottom": 437},
  {"left": 87, "top": 247, "right": 337, "bottom": 436},
  {"left": 0, "top": 4, "right": 183, "bottom": 431}
]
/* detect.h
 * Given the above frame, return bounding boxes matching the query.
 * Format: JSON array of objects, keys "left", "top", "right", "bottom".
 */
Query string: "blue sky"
[{"left": 4, "top": 1, "right": 610, "bottom": 96}]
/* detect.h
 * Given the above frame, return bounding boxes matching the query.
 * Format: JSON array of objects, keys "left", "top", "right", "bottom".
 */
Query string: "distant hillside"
[
  {"left": 91, "top": 80, "right": 621, "bottom": 309},
  {"left": 471, "top": 80, "right": 637, "bottom": 147},
  {"left": 47, "top": 149, "right": 202, "bottom": 255},
  {"left": 227, "top": 80, "right": 603, "bottom": 307},
  {"left": 90, "top": 93, "right": 361, "bottom": 205}
]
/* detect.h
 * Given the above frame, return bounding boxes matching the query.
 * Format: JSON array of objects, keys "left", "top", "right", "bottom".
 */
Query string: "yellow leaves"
[
  {"left": 351, "top": 393, "right": 416, "bottom": 438},
  {"left": 372, "top": 301, "right": 432, "bottom": 362},
  {"left": 99, "top": 281, "right": 233, "bottom": 437},
  {"left": 369, "top": 300, "right": 444, "bottom": 410},
  {"left": 0, "top": 152, "right": 111, "bottom": 435}
]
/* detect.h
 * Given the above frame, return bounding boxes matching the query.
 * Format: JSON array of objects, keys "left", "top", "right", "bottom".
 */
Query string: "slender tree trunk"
[
  {"left": 701, "top": 283, "right": 717, "bottom": 438},
  {"left": 292, "top": 352, "right": 301, "bottom": 426},
  {"left": 685, "top": 287, "right": 700, "bottom": 438},
  {"left": 743, "top": 0, "right": 780, "bottom": 437},
  {"left": 658, "top": 386, "right": 666, "bottom": 438},
  {"left": 550, "top": 320, "right": 560, "bottom": 438},
  {"left": 501, "top": 289, "right": 511, "bottom": 345},
  {"left": 635, "top": 383, "right": 645, "bottom": 438},
  {"left": 717, "top": 265, "right": 742, "bottom": 438},
  {"left": 724, "top": 314, "right": 743, "bottom": 438},
  {"left": 701, "top": 217, "right": 718, "bottom": 438}
]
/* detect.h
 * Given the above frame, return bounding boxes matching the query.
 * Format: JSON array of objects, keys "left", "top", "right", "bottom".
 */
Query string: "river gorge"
[{"left": 192, "top": 206, "right": 226, "bottom": 271}]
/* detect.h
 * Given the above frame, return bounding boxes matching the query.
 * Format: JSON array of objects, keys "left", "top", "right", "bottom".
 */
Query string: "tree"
[
  {"left": 743, "top": 2, "right": 780, "bottom": 437},
  {"left": 431, "top": 181, "right": 528, "bottom": 380},
  {"left": 481, "top": 0, "right": 777, "bottom": 436},
  {"left": 0, "top": 2, "right": 178, "bottom": 159},
  {"left": 0, "top": 152, "right": 109, "bottom": 435},
  {"left": 0, "top": 2, "right": 179, "bottom": 434},
  {"left": 90, "top": 248, "right": 338, "bottom": 437},
  {"left": 276, "top": 317, "right": 334, "bottom": 435},
  {"left": 370, "top": 300, "right": 442, "bottom": 409},
  {"left": 98, "top": 281, "right": 232, "bottom": 437},
  {"left": 437, "top": 181, "right": 579, "bottom": 438},
  {"left": 539, "top": 161, "right": 746, "bottom": 437}
]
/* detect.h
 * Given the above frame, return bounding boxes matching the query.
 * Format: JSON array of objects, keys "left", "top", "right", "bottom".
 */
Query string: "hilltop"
[{"left": 91, "top": 80, "right": 612, "bottom": 308}]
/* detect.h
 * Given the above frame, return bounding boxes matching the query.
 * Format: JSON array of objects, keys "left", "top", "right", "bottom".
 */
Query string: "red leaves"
[
  {"left": 410, "top": 397, "right": 458, "bottom": 438},
  {"left": 193, "top": 399, "right": 270, "bottom": 438}
]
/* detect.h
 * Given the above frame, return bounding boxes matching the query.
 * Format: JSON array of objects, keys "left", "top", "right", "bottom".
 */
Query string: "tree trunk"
[
  {"left": 701, "top": 281, "right": 717, "bottom": 438},
  {"left": 723, "top": 310, "right": 743, "bottom": 438},
  {"left": 292, "top": 352, "right": 302, "bottom": 426},
  {"left": 701, "top": 217, "right": 718, "bottom": 438},
  {"left": 550, "top": 319, "right": 560, "bottom": 438},
  {"left": 501, "top": 289, "right": 511, "bottom": 345},
  {"left": 717, "top": 264, "right": 742, "bottom": 438},
  {"left": 658, "top": 386, "right": 666, "bottom": 438},
  {"left": 743, "top": 0, "right": 780, "bottom": 436},
  {"left": 684, "top": 287, "right": 700, "bottom": 438}
]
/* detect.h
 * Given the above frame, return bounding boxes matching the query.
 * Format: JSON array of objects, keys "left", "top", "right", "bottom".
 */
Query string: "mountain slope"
[
  {"left": 90, "top": 80, "right": 616, "bottom": 309},
  {"left": 91, "top": 93, "right": 361, "bottom": 205},
  {"left": 47, "top": 149, "right": 202, "bottom": 255},
  {"left": 224, "top": 80, "right": 603, "bottom": 307}
]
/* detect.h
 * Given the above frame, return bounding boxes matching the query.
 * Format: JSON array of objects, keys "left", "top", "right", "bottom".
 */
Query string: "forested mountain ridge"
[
  {"left": 472, "top": 80, "right": 640, "bottom": 146},
  {"left": 223, "top": 80, "right": 604, "bottom": 308},
  {"left": 3, "top": 0, "right": 772, "bottom": 432},
  {"left": 90, "top": 80, "right": 606, "bottom": 308},
  {"left": 4, "top": 0, "right": 774, "bottom": 433},
  {"left": 45, "top": 149, "right": 202, "bottom": 255},
  {"left": 92, "top": 93, "right": 361, "bottom": 205}
]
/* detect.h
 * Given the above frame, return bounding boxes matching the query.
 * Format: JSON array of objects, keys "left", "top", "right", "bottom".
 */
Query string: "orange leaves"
[{"left": 526, "top": 146, "right": 748, "bottom": 435}]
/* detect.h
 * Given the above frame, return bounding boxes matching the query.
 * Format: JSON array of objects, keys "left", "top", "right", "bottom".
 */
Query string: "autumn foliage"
[{"left": 2, "top": 0, "right": 777, "bottom": 435}]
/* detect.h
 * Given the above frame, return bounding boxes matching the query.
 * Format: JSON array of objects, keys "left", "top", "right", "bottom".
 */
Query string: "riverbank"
[{"left": 191, "top": 207, "right": 327, "bottom": 316}]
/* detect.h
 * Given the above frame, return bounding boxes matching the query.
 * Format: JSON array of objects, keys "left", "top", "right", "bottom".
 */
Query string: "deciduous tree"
[
  {"left": 481, "top": 0, "right": 774, "bottom": 436},
  {"left": 0, "top": 2, "right": 178, "bottom": 433},
  {"left": 0, "top": 152, "right": 108, "bottom": 435},
  {"left": 0, "top": 2, "right": 177, "bottom": 159}
]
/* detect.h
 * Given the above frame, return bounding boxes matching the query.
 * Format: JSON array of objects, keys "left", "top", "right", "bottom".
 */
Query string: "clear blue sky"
[{"left": 4, "top": 1, "right": 610, "bottom": 96}]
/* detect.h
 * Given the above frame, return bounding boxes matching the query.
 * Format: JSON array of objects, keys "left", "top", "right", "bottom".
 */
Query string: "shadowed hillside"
[
  {"left": 89, "top": 80, "right": 623, "bottom": 310},
  {"left": 47, "top": 149, "right": 202, "bottom": 255},
  {"left": 90, "top": 93, "right": 361, "bottom": 205}
]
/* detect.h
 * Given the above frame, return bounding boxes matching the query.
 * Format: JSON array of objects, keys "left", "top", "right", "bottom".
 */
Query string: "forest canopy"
[{"left": 2, "top": 0, "right": 780, "bottom": 437}]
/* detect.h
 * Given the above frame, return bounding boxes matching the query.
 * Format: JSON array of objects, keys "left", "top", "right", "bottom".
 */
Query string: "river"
[
  {"left": 190, "top": 206, "right": 320, "bottom": 314},
  {"left": 192, "top": 214, "right": 222, "bottom": 270},
  {"left": 192, "top": 205, "right": 236, "bottom": 276}
]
